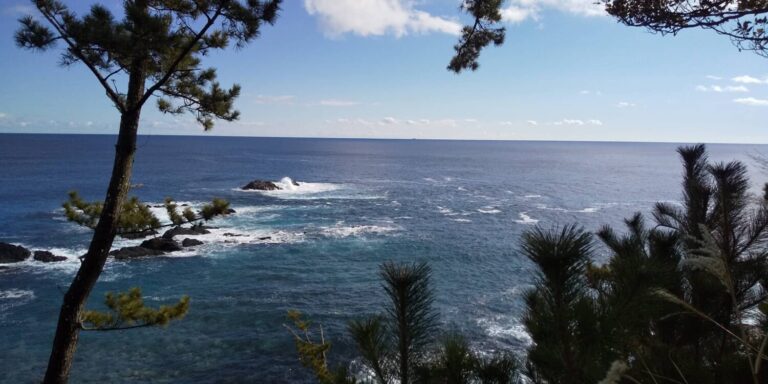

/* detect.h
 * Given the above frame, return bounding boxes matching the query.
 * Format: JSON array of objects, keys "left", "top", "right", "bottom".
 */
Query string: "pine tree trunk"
[{"left": 43, "top": 63, "right": 146, "bottom": 384}]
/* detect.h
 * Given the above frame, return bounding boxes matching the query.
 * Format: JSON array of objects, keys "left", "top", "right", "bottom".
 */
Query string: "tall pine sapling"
[{"left": 15, "top": 1, "right": 281, "bottom": 382}]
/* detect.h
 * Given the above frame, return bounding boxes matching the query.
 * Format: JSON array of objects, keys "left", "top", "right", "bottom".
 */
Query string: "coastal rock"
[
  {"left": 181, "top": 238, "right": 204, "bottom": 247},
  {"left": 162, "top": 225, "right": 210, "bottom": 239},
  {"left": 110, "top": 246, "right": 164, "bottom": 260},
  {"left": 258, "top": 236, "right": 272, "bottom": 241},
  {"left": 226, "top": 208, "right": 236, "bottom": 214},
  {"left": 140, "top": 237, "right": 182, "bottom": 252},
  {"left": 33, "top": 251, "right": 67, "bottom": 263},
  {"left": 223, "top": 232, "right": 244, "bottom": 237},
  {"left": 0, "top": 242, "right": 31, "bottom": 264},
  {"left": 121, "top": 229, "right": 158, "bottom": 239},
  {"left": 241, "top": 180, "right": 280, "bottom": 191}
]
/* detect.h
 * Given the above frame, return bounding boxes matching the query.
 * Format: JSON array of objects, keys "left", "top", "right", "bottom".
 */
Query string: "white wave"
[
  {"left": 0, "top": 289, "right": 35, "bottom": 300},
  {"left": 477, "top": 317, "right": 533, "bottom": 346},
  {"left": 437, "top": 206, "right": 459, "bottom": 216},
  {"left": 478, "top": 206, "right": 502, "bottom": 214},
  {"left": 457, "top": 186, "right": 467, "bottom": 191},
  {"left": 523, "top": 194, "right": 542, "bottom": 199},
  {"left": 318, "top": 222, "right": 398, "bottom": 238},
  {"left": 423, "top": 177, "right": 437, "bottom": 182},
  {"left": 452, "top": 218, "right": 472, "bottom": 223},
  {"left": 536, "top": 204, "right": 599, "bottom": 214},
  {"left": 514, "top": 212, "right": 539, "bottom": 225}
]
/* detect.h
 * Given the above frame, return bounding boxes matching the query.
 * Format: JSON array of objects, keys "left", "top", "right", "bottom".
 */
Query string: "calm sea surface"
[{"left": 0, "top": 134, "right": 766, "bottom": 383}]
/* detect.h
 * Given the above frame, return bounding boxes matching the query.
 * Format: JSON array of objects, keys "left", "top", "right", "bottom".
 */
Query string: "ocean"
[{"left": 0, "top": 134, "right": 765, "bottom": 383}]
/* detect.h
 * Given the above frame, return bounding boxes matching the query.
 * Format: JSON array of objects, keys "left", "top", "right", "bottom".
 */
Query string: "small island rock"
[
  {"left": 241, "top": 180, "right": 281, "bottom": 191},
  {"left": 0, "top": 242, "right": 31, "bottom": 264},
  {"left": 181, "top": 238, "right": 204, "bottom": 247},
  {"left": 140, "top": 237, "right": 182, "bottom": 252},
  {"left": 110, "top": 246, "right": 164, "bottom": 260},
  {"left": 33, "top": 251, "right": 67, "bottom": 263}
]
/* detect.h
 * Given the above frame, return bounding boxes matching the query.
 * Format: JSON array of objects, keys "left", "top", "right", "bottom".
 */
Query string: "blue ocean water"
[{"left": 0, "top": 134, "right": 765, "bottom": 383}]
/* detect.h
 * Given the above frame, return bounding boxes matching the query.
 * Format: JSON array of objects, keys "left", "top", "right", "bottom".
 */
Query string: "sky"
[{"left": 0, "top": 0, "right": 767, "bottom": 143}]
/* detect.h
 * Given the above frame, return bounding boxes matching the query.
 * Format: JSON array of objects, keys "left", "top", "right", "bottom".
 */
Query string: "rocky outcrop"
[
  {"left": 0, "top": 243, "right": 31, "bottom": 264},
  {"left": 162, "top": 226, "right": 210, "bottom": 239},
  {"left": 33, "top": 251, "right": 67, "bottom": 263},
  {"left": 140, "top": 237, "right": 182, "bottom": 252},
  {"left": 110, "top": 246, "right": 165, "bottom": 260},
  {"left": 121, "top": 229, "right": 158, "bottom": 240},
  {"left": 181, "top": 238, "right": 204, "bottom": 247},
  {"left": 241, "top": 180, "right": 280, "bottom": 191}
]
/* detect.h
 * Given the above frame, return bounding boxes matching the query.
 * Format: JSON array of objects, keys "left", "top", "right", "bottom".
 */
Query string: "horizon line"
[{"left": 0, "top": 131, "right": 766, "bottom": 146}]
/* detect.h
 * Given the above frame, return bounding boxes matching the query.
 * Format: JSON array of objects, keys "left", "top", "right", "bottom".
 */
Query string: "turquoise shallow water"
[{"left": 0, "top": 134, "right": 765, "bottom": 383}]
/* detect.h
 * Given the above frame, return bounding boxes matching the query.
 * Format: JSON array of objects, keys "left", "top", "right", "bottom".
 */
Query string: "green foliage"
[
  {"left": 520, "top": 144, "right": 768, "bottom": 384},
  {"left": 201, "top": 198, "right": 230, "bottom": 220},
  {"left": 290, "top": 262, "right": 519, "bottom": 384},
  {"left": 64, "top": 192, "right": 230, "bottom": 237},
  {"left": 602, "top": 0, "right": 768, "bottom": 58},
  {"left": 80, "top": 287, "right": 189, "bottom": 331},
  {"left": 285, "top": 310, "right": 356, "bottom": 384},
  {"left": 521, "top": 225, "right": 610, "bottom": 384},
  {"left": 63, "top": 191, "right": 160, "bottom": 233},
  {"left": 448, "top": 0, "right": 505, "bottom": 73},
  {"left": 15, "top": 0, "right": 281, "bottom": 128}
]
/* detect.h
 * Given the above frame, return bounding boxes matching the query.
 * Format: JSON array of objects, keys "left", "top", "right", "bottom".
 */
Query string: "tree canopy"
[{"left": 16, "top": 0, "right": 280, "bottom": 128}]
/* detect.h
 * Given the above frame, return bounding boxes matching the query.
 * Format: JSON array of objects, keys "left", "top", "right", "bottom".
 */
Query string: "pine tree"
[
  {"left": 14, "top": 1, "right": 281, "bottom": 382},
  {"left": 287, "top": 262, "right": 519, "bottom": 384}
]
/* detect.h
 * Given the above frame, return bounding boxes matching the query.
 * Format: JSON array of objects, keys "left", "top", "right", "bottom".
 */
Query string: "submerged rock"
[
  {"left": 181, "top": 238, "right": 204, "bottom": 247},
  {"left": 140, "top": 237, "right": 182, "bottom": 252},
  {"left": 110, "top": 246, "right": 164, "bottom": 260},
  {"left": 162, "top": 225, "right": 210, "bottom": 239},
  {"left": 0, "top": 243, "right": 31, "bottom": 264},
  {"left": 241, "top": 180, "right": 280, "bottom": 191},
  {"left": 33, "top": 251, "right": 67, "bottom": 263},
  {"left": 258, "top": 236, "right": 272, "bottom": 241}
]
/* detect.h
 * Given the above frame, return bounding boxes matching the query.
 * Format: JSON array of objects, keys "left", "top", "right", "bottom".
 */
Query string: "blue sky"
[{"left": 0, "top": 0, "right": 767, "bottom": 143}]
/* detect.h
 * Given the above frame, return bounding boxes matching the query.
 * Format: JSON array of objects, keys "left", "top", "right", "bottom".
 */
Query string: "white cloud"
[
  {"left": 500, "top": 121, "right": 515, "bottom": 126},
  {"left": 317, "top": 99, "right": 361, "bottom": 107},
  {"left": 696, "top": 85, "right": 749, "bottom": 93},
  {"left": 734, "top": 97, "right": 768, "bottom": 106},
  {"left": 706, "top": 75, "right": 723, "bottom": 80},
  {"left": 304, "top": 0, "right": 461, "bottom": 37},
  {"left": 552, "top": 118, "right": 602, "bottom": 126},
  {"left": 527, "top": 120, "right": 539, "bottom": 125},
  {"left": 0, "top": 113, "right": 7, "bottom": 119},
  {"left": 381, "top": 117, "right": 398, "bottom": 124},
  {"left": 254, "top": 95, "right": 295, "bottom": 104},
  {"left": 501, "top": 0, "right": 605, "bottom": 23},
  {"left": 732, "top": 75, "right": 768, "bottom": 84},
  {"left": 616, "top": 101, "right": 636, "bottom": 108}
]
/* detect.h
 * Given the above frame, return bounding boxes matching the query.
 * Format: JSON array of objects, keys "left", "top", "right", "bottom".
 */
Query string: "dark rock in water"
[
  {"left": 0, "top": 242, "right": 31, "bottom": 264},
  {"left": 258, "top": 236, "right": 272, "bottom": 241},
  {"left": 292, "top": 180, "right": 300, "bottom": 186},
  {"left": 181, "top": 238, "right": 204, "bottom": 247},
  {"left": 226, "top": 208, "right": 236, "bottom": 214},
  {"left": 162, "top": 225, "right": 210, "bottom": 239},
  {"left": 33, "top": 251, "right": 67, "bottom": 263},
  {"left": 110, "top": 246, "right": 164, "bottom": 260},
  {"left": 223, "top": 232, "right": 243, "bottom": 237},
  {"left": 141, "top": 237, "right": 182, "bottom": 252},
  {"left": 121, "top": 229, "right": 158, "bottom": 239},
  {"left": 241, "top": 180, "right": 280, "bottom": 191}
]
